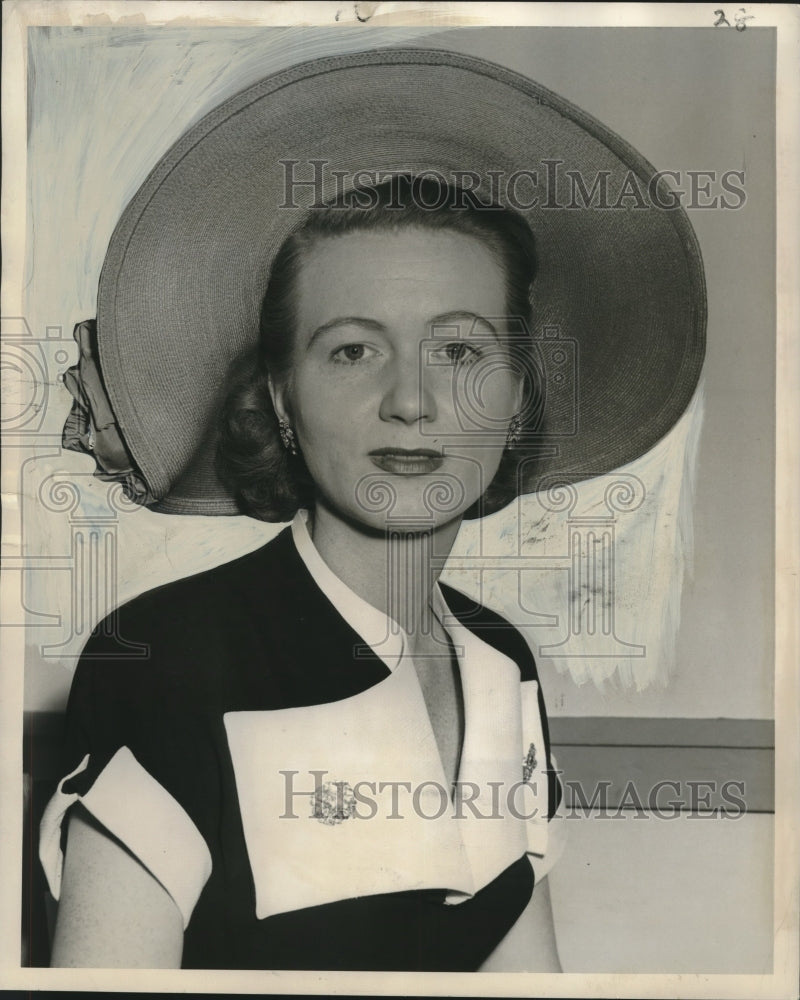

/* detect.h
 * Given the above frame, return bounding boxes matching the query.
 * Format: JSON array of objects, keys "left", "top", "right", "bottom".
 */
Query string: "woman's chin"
[{"left": 316, "top": 487, "right": 472, "bottom": 538}]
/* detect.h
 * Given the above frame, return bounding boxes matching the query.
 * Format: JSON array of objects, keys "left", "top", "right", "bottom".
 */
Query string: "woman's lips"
[{"left": 369, "top": 449, "right": 444, "bottom": 475}]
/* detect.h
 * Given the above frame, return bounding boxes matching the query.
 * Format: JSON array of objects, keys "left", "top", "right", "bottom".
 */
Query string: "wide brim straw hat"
[{"left": 63, "top": 47, "right": 705, "bottom": 516}]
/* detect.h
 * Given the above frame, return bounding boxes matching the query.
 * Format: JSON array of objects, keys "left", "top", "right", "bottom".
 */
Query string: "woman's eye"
[
  {"left": 331, "top": 343, "right": 372, "bottom": 364},
  {"left": 439, "top": 341, "right": 481, "bottom": 365}
]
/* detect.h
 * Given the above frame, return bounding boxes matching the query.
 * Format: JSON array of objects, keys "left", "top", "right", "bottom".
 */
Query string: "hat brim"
[{"left": 94, "top": 47, "right": 705, "bottom": 514}]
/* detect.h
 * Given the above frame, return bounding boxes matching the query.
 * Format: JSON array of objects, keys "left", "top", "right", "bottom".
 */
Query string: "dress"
[{"left": 40, "top": 513, "right": 563, "bottom": 971}]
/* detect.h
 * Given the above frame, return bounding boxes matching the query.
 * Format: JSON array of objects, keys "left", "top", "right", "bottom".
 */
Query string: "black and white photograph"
[{"left": 2, "top": 2, "right": 797, "bottom": 995}]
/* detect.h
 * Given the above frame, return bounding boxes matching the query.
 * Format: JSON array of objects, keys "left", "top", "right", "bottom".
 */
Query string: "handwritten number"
[{"left": 714, "top": 8, "right": 754, "bottom": 30}]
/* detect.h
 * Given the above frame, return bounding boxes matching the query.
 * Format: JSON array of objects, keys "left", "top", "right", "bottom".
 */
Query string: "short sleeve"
[{"left": 38, "top": 606, "right": 215, "bottom": 930}]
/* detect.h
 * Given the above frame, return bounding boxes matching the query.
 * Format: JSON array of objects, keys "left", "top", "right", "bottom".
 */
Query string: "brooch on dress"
[
  {"left": 311, "top": 780, "right": 357, "bottom": 825},
  {"left": 522, "top": 742, "right": 537, "bottom": 783}
]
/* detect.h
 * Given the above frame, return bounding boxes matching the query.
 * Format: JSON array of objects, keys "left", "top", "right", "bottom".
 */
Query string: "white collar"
[
  {"left": 291, "top": 510, "right": 409, "bottom": 671},
  {"left": 291, "top": 510, "right": 465, "bottom": 672},
  {"left": 221, "top": 512, "right": 551, "bottom": 917}
]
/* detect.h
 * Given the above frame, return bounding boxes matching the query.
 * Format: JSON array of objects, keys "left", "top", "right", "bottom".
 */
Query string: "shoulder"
[
  {"left": 86, "top": 527, "right": 292, "bottom": 649},
  {"left": 74, "top": 527, "right": 296, "bottom": 700},
  {"left": 439, "top": 582, "right": 539, "bottom": 683},
  {"left": 118, "top": 526, "right": 290, "bottom": 617}
]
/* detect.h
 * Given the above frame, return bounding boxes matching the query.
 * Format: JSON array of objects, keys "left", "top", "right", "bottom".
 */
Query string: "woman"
[{"left": 39, "top": 48, "right": 705, "bottom": 972}]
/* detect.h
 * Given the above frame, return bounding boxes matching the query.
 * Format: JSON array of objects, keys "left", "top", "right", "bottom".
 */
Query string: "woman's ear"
[
  {"left": 515, "top": 375, "right": 525, "bottom": 416},
  {"left": 267, "top": 373, "right": 289, "bottom": 424},
  {"left": 512, "top": 370, "right": 526, "bottom": 421}
]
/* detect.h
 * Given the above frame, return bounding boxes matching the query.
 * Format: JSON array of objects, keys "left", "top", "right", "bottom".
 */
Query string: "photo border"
[{"left": 1, "top": 3, "right": 797, "bottom": 997}]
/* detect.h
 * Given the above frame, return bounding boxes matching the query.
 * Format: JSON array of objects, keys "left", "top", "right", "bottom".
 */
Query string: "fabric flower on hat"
[{"left": 62, "top": 319, "right": 153, "bottom": 505}]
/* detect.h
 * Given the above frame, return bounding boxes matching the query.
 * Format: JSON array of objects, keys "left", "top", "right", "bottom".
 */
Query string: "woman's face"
[{"left": 270, "top": 227, "right": 523, "bottom": 534}]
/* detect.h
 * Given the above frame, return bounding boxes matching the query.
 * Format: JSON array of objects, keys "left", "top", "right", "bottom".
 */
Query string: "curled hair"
[{"left": 218, "top": 175, "right": 540, "bottom": 521}]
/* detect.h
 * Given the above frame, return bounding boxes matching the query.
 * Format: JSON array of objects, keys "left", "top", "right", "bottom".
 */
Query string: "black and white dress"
[{"left": 40, "top": 512, "right": 564, "bottom": 971}]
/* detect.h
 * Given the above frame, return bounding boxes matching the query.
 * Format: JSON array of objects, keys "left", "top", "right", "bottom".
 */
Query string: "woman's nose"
[{"left": 378, "top": 355, "right": 437, "bottom": 425}]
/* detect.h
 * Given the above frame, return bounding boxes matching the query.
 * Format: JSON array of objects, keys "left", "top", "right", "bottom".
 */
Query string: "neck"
[{"left": 307, "top": 501, "right": 462, "bottom": 638}]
